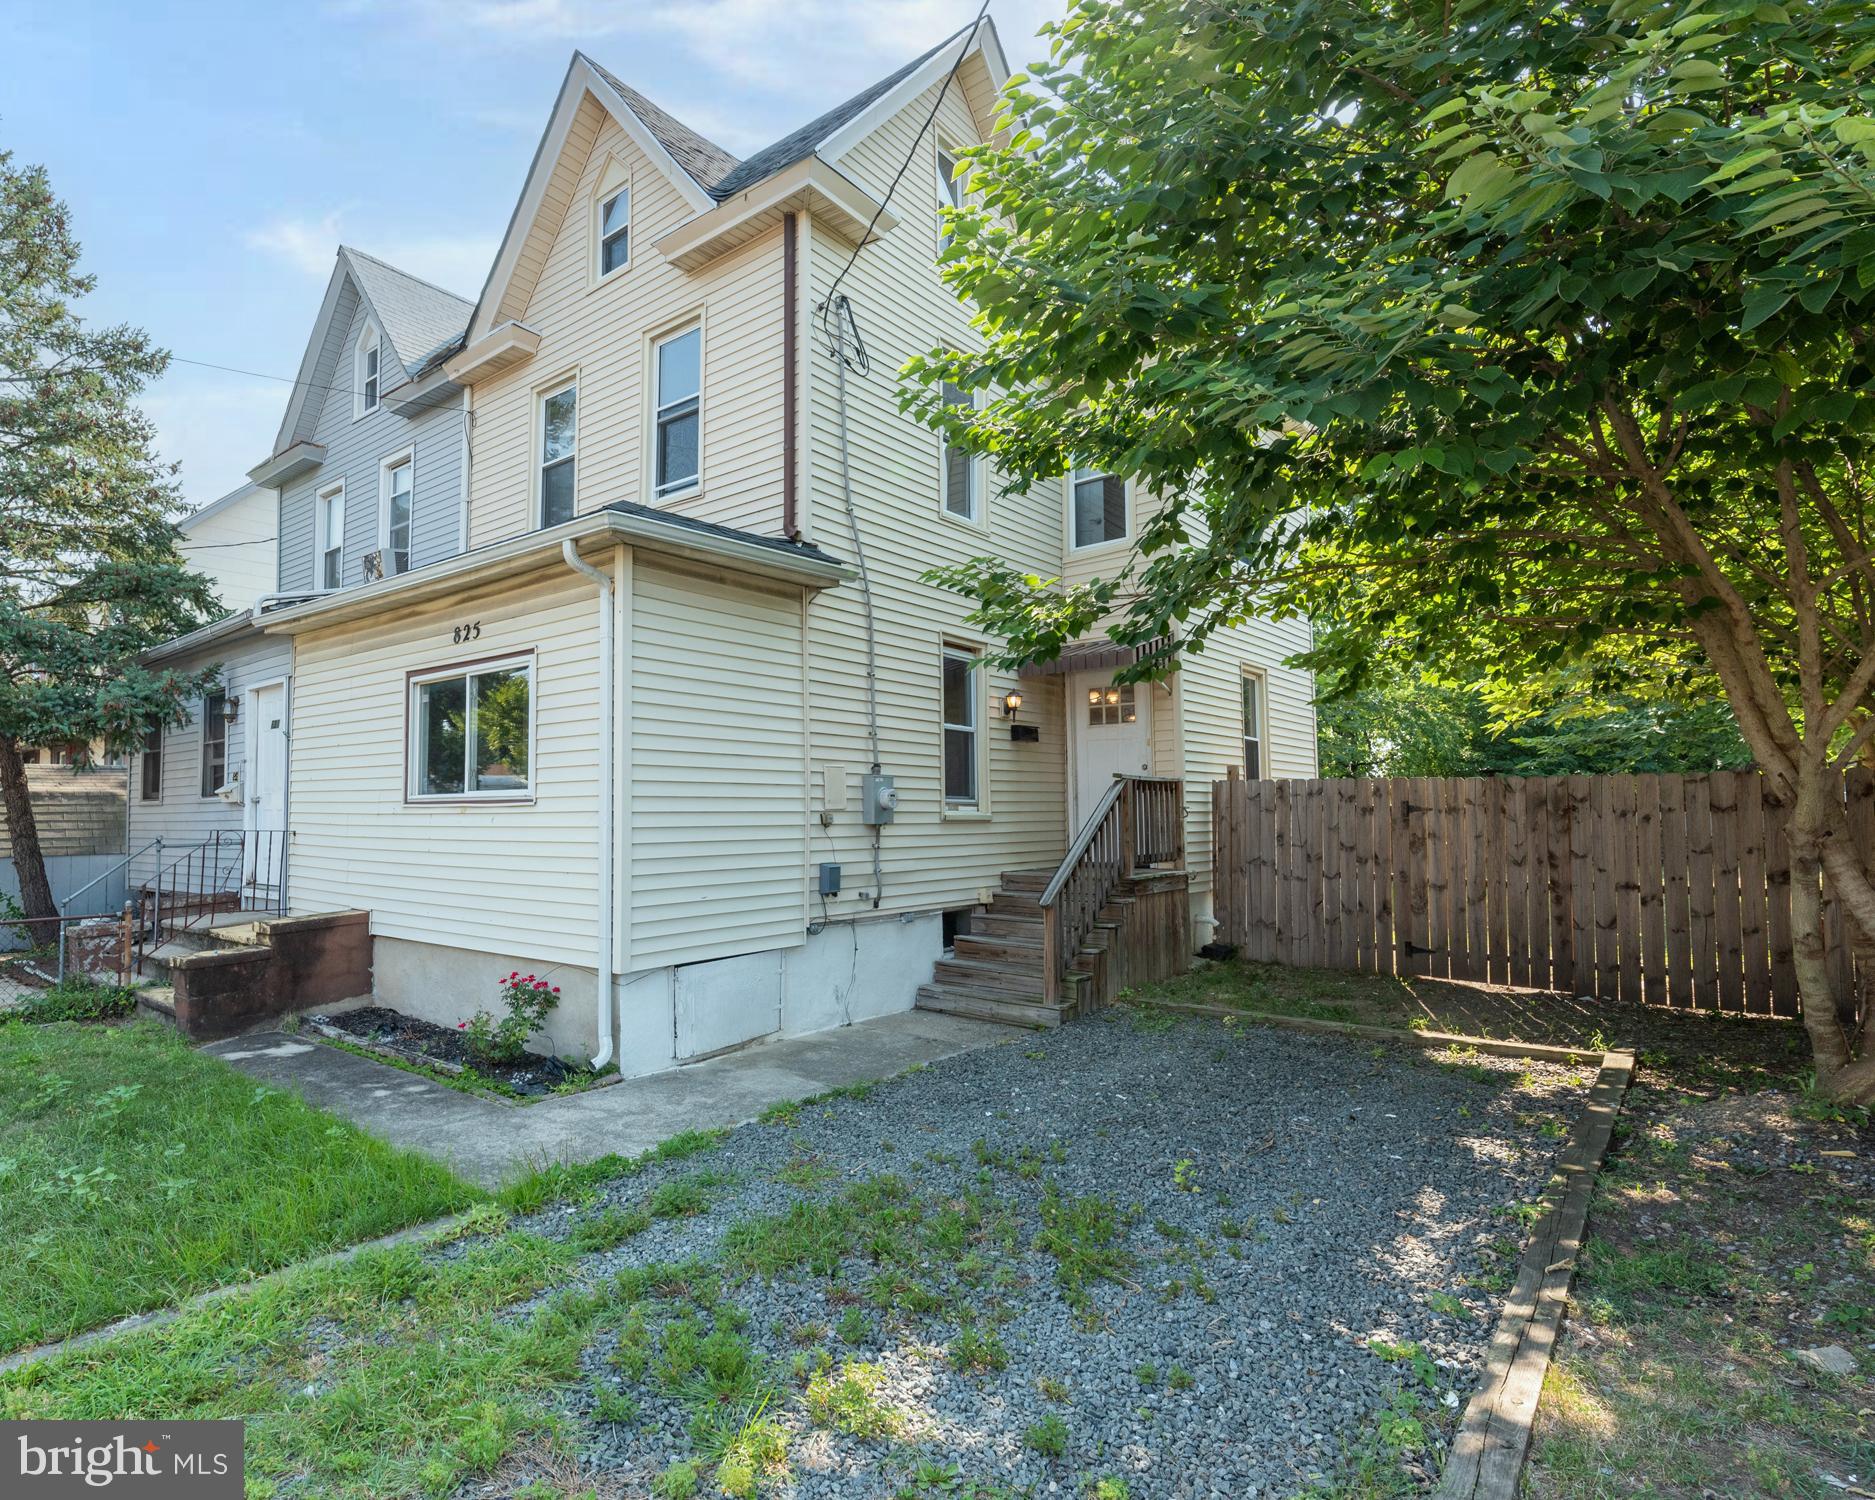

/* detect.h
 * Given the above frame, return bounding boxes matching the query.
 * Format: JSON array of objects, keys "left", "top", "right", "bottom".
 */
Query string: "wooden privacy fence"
[{"left": 1211, "top": 770, "right": 1875, "bottom": 1023}]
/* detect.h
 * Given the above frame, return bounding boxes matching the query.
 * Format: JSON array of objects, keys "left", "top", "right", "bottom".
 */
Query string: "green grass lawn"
[{"left": 0, "top": 1020, "right": 482, "bottom": 1354}]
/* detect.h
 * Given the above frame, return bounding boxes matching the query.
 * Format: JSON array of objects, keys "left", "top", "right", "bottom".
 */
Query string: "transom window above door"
[
  {"left": 1071, "top": 466, "right": 1127, "bottom": 548},
  {"left": 1086, "top": 682, "right": 1136, "bottom": 726}
]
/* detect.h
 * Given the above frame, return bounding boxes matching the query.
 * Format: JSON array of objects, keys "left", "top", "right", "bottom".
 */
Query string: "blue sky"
[{"left": 2, "top": 0, "right": 1058, "bottom": 511}]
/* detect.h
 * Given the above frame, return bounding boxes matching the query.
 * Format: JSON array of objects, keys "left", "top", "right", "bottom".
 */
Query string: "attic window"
[
  {"left": 936, "top": 146, "right": 964, "bottom": 255},
  {"left": 599, "top": 187, "right": 630, "bottom": 276},
  {"left": 357, "top": 324, "right": 381, "bottom": 417}
]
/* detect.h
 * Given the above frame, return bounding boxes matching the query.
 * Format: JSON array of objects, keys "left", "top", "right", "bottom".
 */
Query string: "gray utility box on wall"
[{"left": 860, "top": 772, "right": 897, "bottom": 825}]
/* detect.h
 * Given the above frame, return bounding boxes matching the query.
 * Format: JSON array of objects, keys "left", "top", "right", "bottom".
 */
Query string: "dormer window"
[
  {"left": 936, "top": 146, "right": 964, "bottom": 256},
  {"left": 599, "top": 187, "right": 630, "bottom": 276},
  {"left": 357, "top": 324, "right": 381, "bottom": 417}
]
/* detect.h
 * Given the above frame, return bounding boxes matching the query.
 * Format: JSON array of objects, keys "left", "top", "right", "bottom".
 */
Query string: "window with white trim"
[
  {"left": 409, "top": 656, "right": 533, "bottom": 800},
  {"left": 599, "top": 187, "right": 630, "bottom": 276},
  {"left": 941, "top": 645, "right": 979, "bottom": 808},
  {"left": 316, "top": 482, "right": 345, "bottom": 589},
  {"left": 1071, "top": 466, "right": 1127, "bottom": 548},
  {"left": 936, "top": 145, "right": 964, "bottom": 255},
  {"left": 539, "top": 381, "right": 577, "bottom": 527},
  {"left": 357, "top": 324, "right": 380, "bottom": 416},
  {"left": 940, "top": 380, "right": 978, "bottom": 521},
  {"left": 382, "top": 453, "right": 413, "bottom": 575},
  {"left": 1086, "top": 682, "right": 1137, "bottom": 727},
  {"left": 1241, "top": 672, "right": 1265, "bottom": 779},
  {"left": 200, "top": 692, "right": 228, "bottom": 797},
  {"left": 139, "top": 722, "right": 162, "bottom": 801},
  {"left": 654, "top": 325, "right": 701, "bottom": 497}
]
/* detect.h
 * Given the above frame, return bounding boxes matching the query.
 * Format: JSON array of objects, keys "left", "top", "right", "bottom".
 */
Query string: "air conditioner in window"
[{"left": 362, "top": 550, "right": 385, "bottom": 583}]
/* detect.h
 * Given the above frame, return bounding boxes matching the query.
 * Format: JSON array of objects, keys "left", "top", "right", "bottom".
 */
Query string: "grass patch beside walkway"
[{"left": 0, "top": 1020, "right": 481, "bottom": 1354}]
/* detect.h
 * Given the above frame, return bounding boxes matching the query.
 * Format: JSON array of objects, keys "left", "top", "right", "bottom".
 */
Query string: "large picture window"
[
  {"left": 409, "top": 656, "right": 533, "bottom": 801},
  {"left": 654, "top": 325, "right": 701, "bottom": 497},
  {"left": 540, "top": 382, "right": 577, "bottom": 527},
  {"left": 941, "top": 645, "right": 979, "bottom": 808},
  {"left": 200, "top": 692, "right": 228, "bottom": 797}
]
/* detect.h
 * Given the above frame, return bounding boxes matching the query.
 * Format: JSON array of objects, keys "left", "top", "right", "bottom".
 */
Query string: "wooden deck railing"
[{"left": 1039, "top": 775, "right": 1185, "bottom": 1005}]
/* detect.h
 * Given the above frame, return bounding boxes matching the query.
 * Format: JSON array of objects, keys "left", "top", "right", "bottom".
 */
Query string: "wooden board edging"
[{"left": 1432, "top": 1048, "right": 1634, "bottom": 1500}]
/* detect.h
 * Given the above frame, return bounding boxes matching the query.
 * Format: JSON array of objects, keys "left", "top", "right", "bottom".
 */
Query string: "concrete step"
[
  {"left": 931, "top": 956, "right": 1045, "bottom": 997},
  {"left": 914, "top": 984, "right": 1068, "bottom": 1029},
  {"left": 134, "top": 985, "right": 178, "bottom": 1027},
  {"left": 951, "top": 933, "right": 1043, "bottom": 965},
  {"left": 210, "top": 921, "right": 267, "bottom": 947}
]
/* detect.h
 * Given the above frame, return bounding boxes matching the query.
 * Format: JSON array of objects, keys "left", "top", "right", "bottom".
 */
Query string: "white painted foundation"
[{"left": 368, "top": 911, "right": 946, "bottom": 1080}]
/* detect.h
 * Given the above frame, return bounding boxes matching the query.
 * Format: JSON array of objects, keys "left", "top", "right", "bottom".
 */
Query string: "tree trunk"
[
  {"left": 0, "top": 734, "right": 59, "bottom": 950},
  {"left": 1788, "top": 767, "right": 1875, "bottom": 1106}
]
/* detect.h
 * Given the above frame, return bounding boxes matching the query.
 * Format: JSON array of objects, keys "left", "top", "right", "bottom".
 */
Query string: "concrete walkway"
[{"left": 205, "top": 1011, "right": 1014, "bottom": 1189}]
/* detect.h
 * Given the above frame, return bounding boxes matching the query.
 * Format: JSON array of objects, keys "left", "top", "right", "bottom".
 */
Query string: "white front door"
[
  {"left": 244, "top": 682, "right": 288, "bottom": 899},
  {"left": 1071, "top": 671, "right": 1152, "bottom": 829}
]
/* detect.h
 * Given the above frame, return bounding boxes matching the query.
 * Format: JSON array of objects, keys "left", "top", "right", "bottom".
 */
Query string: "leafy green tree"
[
  {"left": 1, "top": 147, "right": 218, "bottom": 932},
  {"left": 908, "top": 0, "right": 1875, "bottom": 1098}
]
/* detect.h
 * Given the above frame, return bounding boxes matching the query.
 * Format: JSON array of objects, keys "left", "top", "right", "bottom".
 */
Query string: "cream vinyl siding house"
[{"left": 199, "top": 17, "right": 1318, "bottom": 1072}]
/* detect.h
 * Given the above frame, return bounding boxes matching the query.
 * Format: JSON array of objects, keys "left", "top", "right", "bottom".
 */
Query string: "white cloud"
[
  {"left": 245, "top": 209, "right": 349, "bottom": 278},
  {"left": 247, "top": 210, "right": 495, "bottom": 299}
]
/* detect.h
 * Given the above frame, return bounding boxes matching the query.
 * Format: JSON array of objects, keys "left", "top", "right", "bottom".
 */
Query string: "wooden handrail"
[{"left": 1038, "top": 774, "right": 1185, "bottom": 1006}]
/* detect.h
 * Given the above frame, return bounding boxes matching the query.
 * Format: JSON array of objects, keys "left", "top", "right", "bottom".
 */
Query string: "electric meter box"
[{"left": 861, "top": 772, "right": 898, "bottom": 825}]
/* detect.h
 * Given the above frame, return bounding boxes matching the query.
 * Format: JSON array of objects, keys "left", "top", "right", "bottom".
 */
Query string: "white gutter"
[{"left": 560, "top": 537, "right": 617, "bottom": 1070}]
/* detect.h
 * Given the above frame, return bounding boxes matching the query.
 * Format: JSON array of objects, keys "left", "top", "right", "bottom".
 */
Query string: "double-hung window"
[
  {"left": 936, "top": 146, "right": 963, "bottom": 255},
  {"left": 200, "top": 692, "right": 228, "bottom": 796},
  {"left": 599, "top": 187, "right": 630, "bottom": 276},
  {"left": 940, "top": 380, "right": 978, "bottom": 522},
  {"left": 358, "top": 325, "right": 380, "bottom": 416},
  {"left": 139, "top": 722, "right": 162, "bottom": 801},
  {"left": 317, "top": 482, "right": 345, "bottom": 589},
  {"left": 409, "top": 656, "right": 533, "bottom": 801},
  {"left": 941, "top": 645, "right": 979, "bottom": 808},
  {"left": 1070, "top": 466, "right": 1127, "bottom": 548},
  {"left": 654, "top": 325, "right": 701, "bottom": 497},
  {"left": 382, "top": 454, "right": 413, "bottom": 575},
  {"left": 1241, "top": 672, "right": 1265, "bottom": 779},
  {"left": 540, "top": 382, "right": 577, "bottom": 527}
]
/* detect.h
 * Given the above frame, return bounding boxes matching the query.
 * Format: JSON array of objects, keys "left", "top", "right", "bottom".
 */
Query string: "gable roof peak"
[{"left": 576, "top": 53, "right": 742, "bottom": 194}]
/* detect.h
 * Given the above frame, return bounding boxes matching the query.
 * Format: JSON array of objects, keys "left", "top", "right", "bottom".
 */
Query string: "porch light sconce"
[
  {"left": 225, "top": 695, "right": 241, "bottom": 724},
  {"left": 1002, "top": 690, "right": 1023, "bottom": 719}
]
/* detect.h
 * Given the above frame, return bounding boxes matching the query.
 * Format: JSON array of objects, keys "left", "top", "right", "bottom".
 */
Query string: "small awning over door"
[{"left": 1017, "top": 636, "right": 1172, "bottom": 679}]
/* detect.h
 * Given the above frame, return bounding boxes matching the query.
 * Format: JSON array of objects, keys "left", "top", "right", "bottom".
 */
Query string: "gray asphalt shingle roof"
[
  {"left": 342, "top": 247, "right": 474, "bottom": 380},
  {"left": 585, "top": 23, "right": 972, "bottom": 206}
]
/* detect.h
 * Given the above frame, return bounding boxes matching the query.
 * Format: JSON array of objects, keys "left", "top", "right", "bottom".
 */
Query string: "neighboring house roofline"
[
  {"left": 179, "top": 481, "right": 264, "bottom": 532},
  {"left": 252, "top": 503, "right": 850, "bottom": 636},
  {"left": 138, "top": 609, "right": 261, "bottom": 665}
]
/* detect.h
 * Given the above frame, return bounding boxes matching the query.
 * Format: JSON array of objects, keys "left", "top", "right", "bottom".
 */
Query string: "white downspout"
[{"left": 561, "top": 537, "right": 616, "bottom": 1069}]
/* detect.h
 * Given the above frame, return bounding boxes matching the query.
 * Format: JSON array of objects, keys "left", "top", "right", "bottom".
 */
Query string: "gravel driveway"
[{"left": 492, "top": 1008, "right": 1593, "bottom": 1499}]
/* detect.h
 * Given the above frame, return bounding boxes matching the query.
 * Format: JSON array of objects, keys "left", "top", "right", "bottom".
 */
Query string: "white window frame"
[
  {"left": 1068, "top": 466, "right": 1130, "bottom": 551},
  {"left": 355, "top": 321, "right": 381, "bottom": 419},
  {"left": 936, "top": 141, "right": 965, "bottom": 255},
  {"left": 406, "top": 653, "right": 537, "bottom": 804},
  {"left": 199, "top": 691, "right": 228, "bottom": 798},
  {"left": 595, "top": 183, "right": 630, "bottom": 281},
  {"left": 536, "top": 376, "right": 578, "bottom": 528},
  {"left": 938, "top": 378, "right": 983, "bottom": 526},
  {"left": 941, "top": 643, "right": 984, "bottom": 813},
  {"left": 1241, "top": 669, "right": 1266, "bottom": 780},
  {"left": 315, "top": 480, "right": 346, "bottom": 590},
  {"left": 379, "top": 447, "right": 415, "bottom": 577},
  {"left": 651, "top": 321, "right": 702, "bottom": 500}
]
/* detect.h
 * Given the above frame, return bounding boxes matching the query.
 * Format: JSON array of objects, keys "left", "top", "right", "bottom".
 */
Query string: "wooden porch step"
[
  {"left": 972, "top": 912, "right": 1043, "bottom": 939},
  {"left": 914, "top": 984, "right": 1068, "bottom": 1029},
  {"left": 998, "top": 869, "right": 1054, "bottom": 893},
  {"left": 988, "top": 890, "right": 1042, "bottom": 916},
  {"left": 951, "top": 933, "right": 1043, "bottom": 964},
  {"left": 931, "top": 956, "right": 1045, "bottom": 995}
]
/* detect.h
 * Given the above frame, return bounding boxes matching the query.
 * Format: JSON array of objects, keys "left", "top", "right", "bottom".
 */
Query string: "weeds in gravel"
[
  {"left": 1024, "top": 1411, "right": 1069, "bottom": 1458},
  {"left": 1088, "top": 1480, "right": 1131, "bottom": 1500},
  {"left": 1035, "top": 1183, "right": 1138, "bottom": 1320},
  {"left": 1036, "top": 1374, "right": 1071, "bottom": 1403},
  {"left": 499, "top": 1129, "right": 725, "bottom": 1214},
  {"left": 651, "top": 1459, "right": 701, "bottom": 1498},
  {"left": 1423, "top": 1290, "right": 1471, "bottom": 1320},
  {"left": 948, "top": 1323, "right": 1009, "bottom": 1372},
  {"left": 804, "top": 1360, "right": 904, "bottom": 1438}
]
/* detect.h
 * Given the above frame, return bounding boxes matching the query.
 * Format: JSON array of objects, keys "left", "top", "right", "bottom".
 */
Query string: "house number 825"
[{"left": 452, "top": 621, "right": 482, "bottom": 645}]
